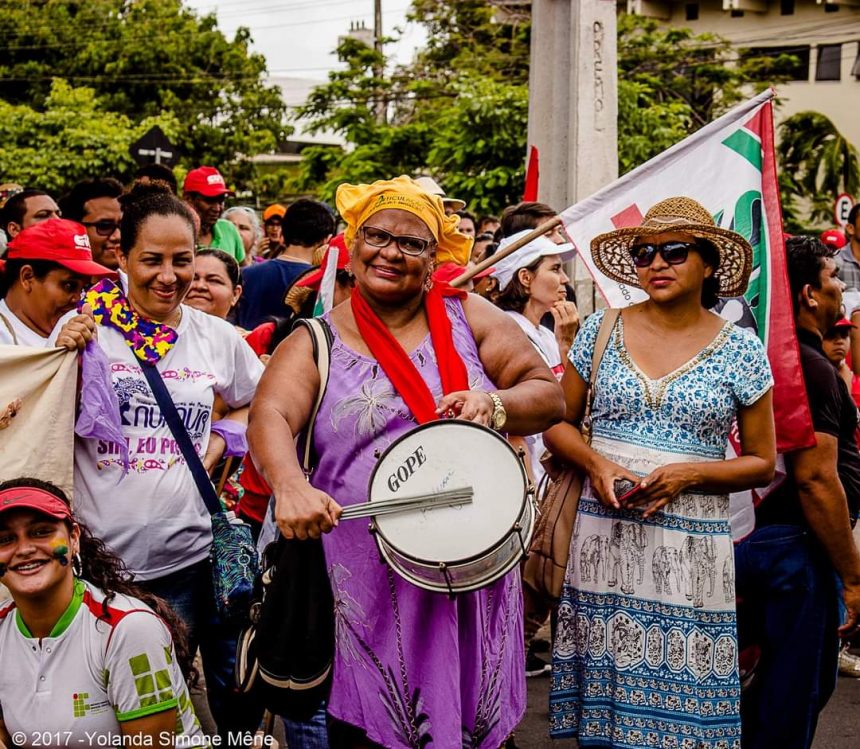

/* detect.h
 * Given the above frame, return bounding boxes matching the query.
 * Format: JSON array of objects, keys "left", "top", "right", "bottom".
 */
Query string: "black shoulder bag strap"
[
  {"left": 141, "top": 363, "right": 223, "bottom": 517},
  {"left": 292, "top": 317, "right": 333, "bottom": 476}
]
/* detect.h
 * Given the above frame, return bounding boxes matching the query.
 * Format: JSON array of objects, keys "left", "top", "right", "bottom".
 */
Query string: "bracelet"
[{"left": 211, "top": 419, "right": 248, "bottom": 457}]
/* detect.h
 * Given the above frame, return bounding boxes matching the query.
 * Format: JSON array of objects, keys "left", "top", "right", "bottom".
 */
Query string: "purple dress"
[{"left": 313, "top": 298, "right": 525, "bottom": 749}]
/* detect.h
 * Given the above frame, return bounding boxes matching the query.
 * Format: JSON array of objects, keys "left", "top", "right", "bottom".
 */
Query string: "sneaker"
[
  {"left": 526, "top": 649, "right": 551, "bottom": 678},
  {"left": 838, "top": 647, "right": 860, "bottom": 678}
]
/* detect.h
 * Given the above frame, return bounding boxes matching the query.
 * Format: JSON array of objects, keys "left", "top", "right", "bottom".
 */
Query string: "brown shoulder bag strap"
[{"left": 580, "top": 308, "right": 620, "bottom": 444}]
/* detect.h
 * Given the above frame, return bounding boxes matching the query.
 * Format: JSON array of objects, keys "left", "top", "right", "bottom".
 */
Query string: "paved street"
[{"left": 194, "top": 666, "right": 860, "bottom": 747}]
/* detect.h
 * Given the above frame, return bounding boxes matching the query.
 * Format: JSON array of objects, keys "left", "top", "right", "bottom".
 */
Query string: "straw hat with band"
[
  {"left": 412, "top": 176, "right": 466, "bottom": 213},
  {"left": 590, "top": 196, "right": 753, "bottom": 298}
]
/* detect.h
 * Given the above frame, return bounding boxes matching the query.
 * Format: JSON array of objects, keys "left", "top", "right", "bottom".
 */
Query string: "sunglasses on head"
[
  {"left": 629, "top": 241, "right": 699, "bottom": 268},
  {"left": 81, "top": 219, "right": 120, "bottom": 237}
]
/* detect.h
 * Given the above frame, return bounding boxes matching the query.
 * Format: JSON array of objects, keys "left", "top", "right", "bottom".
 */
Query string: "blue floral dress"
[{"left": 550, "top": 309, "right": 773, "bottom": 749}]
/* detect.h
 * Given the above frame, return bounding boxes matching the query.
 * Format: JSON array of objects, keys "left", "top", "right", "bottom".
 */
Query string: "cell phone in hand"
[{"left": 614, "top": 478, "right": 643, "bottom": 503}]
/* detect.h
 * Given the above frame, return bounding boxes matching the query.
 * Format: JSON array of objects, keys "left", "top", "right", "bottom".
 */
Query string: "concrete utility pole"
[
  {"left": 527, "top": 0, "right": 619, "bottom": 314},
  {"left": 373, "top": 0, "right": 387, "bottom": 124}
]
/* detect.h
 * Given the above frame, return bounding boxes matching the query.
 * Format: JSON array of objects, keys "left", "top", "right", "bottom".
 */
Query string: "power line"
[{"left": 0, "top": 2, "right": 407, "bottom": 46}]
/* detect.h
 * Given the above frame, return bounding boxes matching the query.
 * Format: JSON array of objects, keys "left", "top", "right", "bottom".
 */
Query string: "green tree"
[
  {"left": 294, "top": 1, "right": 531, "bottom": 213},
  {"left": 296, "top": 7, "right": 764, "bottom": 213},
  {"left": 778, "top": 111, "right": 860, "bottom": 231},
  {"left": 0, "top": 79, "right": 177, "bottom": 193},
  {"left": 294, "top": 3, "right": 840, "bottom": 226},
  {"left": 0, "top": 0, "right": 288, "bottom": 185},
  {"left": 427, "top": 76, "right": 529, "bottom": 215},
  {"left": 614, "top": 14, "right": 786, "bottom": 174}
]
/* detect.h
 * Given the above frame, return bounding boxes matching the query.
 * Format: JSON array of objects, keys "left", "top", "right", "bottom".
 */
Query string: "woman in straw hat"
[
  {"left": 249, "top": 176, "right": 564, "bottom": 748},
  {"left": 545, "top": 197, "right": 776, "bottom": 747}
]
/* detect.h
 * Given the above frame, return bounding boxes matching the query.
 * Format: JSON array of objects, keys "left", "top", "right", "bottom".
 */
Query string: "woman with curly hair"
[{"left": 0, "top": 478, "right": 203, "bottom": 742}]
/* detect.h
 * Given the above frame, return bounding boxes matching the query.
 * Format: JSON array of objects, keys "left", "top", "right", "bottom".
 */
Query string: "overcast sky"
[{"left": 185, "top": 0, "right": 426, "bottom": 81}]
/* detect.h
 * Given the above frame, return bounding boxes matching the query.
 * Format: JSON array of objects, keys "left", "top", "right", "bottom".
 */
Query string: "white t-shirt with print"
[
  {"left": 506, "top": 311, "right": 564, "bottom": 488},
  {"left": 0, "top": 298, "right": 72, "bottom": 347},
  {"left": 74, "top": 305, "right": 263, "bottom": 580},
  {"left": 0, "top": 579, "right": 203, "bottom": 739}
]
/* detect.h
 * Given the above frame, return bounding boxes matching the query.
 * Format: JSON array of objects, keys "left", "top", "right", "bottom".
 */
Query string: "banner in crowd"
[
  {"left": 561, "top": 89, "right": 814, "bottom": 455},
  {"left": 0, "top": 345, "right": 78, "bottom": 498}
]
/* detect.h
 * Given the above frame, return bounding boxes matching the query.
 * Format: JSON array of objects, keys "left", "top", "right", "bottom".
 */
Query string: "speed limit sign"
[{"left": 835, "top": 193, "right": 855, "bottom": 227}]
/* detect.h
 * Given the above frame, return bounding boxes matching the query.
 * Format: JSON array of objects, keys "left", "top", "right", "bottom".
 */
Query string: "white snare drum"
[{"left": 366, "top": 420, "right": 534, "bottom": 594}]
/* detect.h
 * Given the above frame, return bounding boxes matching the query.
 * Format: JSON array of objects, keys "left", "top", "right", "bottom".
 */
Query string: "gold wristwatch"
[{"left": 488, "top": 392, "right": 507, "bottom": 430}]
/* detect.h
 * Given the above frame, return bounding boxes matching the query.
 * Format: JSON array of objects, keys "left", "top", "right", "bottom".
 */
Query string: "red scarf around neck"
[{"left": 350, "top": 282, "right": 469, "bottom": 424}]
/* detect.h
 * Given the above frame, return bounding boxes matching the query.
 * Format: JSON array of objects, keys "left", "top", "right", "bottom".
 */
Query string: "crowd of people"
[{"left": 0, "top": 166, "right": 858, "bottom": 749}]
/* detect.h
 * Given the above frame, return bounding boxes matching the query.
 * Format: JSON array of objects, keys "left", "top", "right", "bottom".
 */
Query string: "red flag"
[
  {"left": 747, "top": 101, "right": 815, "bottom": 452},
  {"left": 523, "top": 146, "right": 539, "bottom": 201}
]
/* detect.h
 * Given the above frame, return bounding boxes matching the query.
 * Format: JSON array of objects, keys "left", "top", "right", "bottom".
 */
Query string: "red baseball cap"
[
  {"left": 0, "top": 486, "right": 72, "bottom": 521},
  {"left": 2, "top": 219, "right": 116, "bottom": 277},
  {"left": 821, "top": 229, "right": 847, "bottom": 249},
  {"left": 296, "top": 235, "right": 350, "bottom": 289},
  {"left": 834, "top": 317, "right": 855, "bottom": 329},
  {"left": 183, "top": 166, "right": 232, "bottom": 198}
]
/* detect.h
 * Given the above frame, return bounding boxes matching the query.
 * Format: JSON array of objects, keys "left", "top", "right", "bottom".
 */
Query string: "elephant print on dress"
[
  {"left": 681, "top": 535, "right": 717, "bottom": 608},
  {"left": 608, "top": 522, "right": 647, "bottom": 595},
  {"left": 652, "top": 546, "right": 685, "bottom": 595},
  {"left": 580, "top": 535, "right": 610, "bottom": 583}
]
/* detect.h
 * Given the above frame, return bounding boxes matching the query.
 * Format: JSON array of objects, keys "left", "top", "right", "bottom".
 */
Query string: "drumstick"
[
  {"left": 449, "top": 216, "right": 564, "bottom": 288},
  {"left": 340, "top": 487, "right": 474, "bottom": 520}
]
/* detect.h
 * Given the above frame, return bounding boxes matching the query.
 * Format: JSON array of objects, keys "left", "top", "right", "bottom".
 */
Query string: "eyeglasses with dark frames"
[
  {"left": 629, "top": 241, "right": 699, "bottom": 269},
  {"left": 360, "top": 225, "right": 434, "bottom": 256}
]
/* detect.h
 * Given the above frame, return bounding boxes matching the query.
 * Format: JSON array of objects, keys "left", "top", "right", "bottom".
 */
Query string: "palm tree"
[{"left": 778, "top": 111, "right": 860, "bottom": 231}]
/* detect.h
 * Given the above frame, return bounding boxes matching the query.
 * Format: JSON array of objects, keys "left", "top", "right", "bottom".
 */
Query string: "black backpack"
[{"left": 234, "top": 318, "right": 335, "bottom": 720}]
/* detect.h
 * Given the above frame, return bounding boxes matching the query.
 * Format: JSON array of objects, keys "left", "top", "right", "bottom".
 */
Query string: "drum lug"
[
  {"left": 439, "top": 563, "right": 456, "bottom": 599},
  {"left": 513, "top": 522, "right": 527, "bottom": 557},
  {"left": 369, "top": 521, "right": 388, "bottom": 565},
  {"left": 516, "top": 447, "right": 535, "bottom": 496}
]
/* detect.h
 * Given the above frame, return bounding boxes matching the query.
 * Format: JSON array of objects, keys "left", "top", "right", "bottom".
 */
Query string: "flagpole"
[{"left": 449, "top": 216, "right": 563, "bottom": 288}]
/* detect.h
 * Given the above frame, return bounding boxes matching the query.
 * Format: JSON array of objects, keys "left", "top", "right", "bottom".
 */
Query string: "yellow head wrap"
[{"left": 336, "top": 175, "right": 473, "bottom": 267}]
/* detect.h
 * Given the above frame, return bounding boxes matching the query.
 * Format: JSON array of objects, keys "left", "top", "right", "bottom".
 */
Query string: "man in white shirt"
[{"left": 0, "top": 219, "right": 114, "bottom": 348}]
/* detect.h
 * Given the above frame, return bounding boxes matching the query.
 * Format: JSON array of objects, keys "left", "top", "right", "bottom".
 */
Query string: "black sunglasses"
[
  {"left": 629, "top": 241, "right": 698, "bottom": 268},
  {"left": 81, "top": 219, "right": 120, "bottom": 237}
]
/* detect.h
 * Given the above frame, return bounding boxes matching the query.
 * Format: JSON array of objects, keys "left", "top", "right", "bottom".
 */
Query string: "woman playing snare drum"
[{"left": 249, "top": 176, "right": 564, "bottom": 748}]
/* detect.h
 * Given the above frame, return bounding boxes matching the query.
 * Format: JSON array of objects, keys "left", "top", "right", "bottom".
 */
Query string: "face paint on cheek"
[{"left": 50, "top": 538, "right": 69, "bottom": 566}]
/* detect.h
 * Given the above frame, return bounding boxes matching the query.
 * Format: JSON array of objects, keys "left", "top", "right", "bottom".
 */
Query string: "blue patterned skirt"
[{"left": 549, "top": 437, "right": 741, "bottom": 749}]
